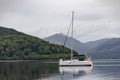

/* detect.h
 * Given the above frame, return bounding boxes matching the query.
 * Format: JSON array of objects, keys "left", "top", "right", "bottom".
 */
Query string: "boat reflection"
[{"left": 59, "top": 66, "right": 93, "bottom": 78}]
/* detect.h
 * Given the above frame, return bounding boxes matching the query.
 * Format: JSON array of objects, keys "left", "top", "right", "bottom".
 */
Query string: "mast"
[{"left": 71, "top": 11, "right": 74, "bottom": 60}]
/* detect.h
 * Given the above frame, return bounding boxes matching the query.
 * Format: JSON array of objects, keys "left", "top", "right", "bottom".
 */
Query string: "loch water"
[{"left": 0, "top": 59, "right": 120, "bottom": 80}]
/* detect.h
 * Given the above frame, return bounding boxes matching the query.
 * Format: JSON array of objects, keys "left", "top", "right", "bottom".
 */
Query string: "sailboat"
[{"left": 59, "top": 12, "right": 93, "bottom": 66}]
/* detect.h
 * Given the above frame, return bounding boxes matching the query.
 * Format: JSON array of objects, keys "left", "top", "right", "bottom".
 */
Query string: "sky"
[{"left": 0, "top": 0, "right": 120, "bottom": 42}]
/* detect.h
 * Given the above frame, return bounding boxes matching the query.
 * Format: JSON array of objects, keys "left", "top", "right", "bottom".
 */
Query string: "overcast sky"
[{"left": 0, "top": 0, "right": 120, "bottom": 42}]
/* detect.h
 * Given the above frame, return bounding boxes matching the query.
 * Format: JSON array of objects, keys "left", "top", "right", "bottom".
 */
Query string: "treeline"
[
  {"left": 0, "top": 26, "right": 77, "bottom": 60},
  {"left": 0, "top": 26, "right": 24, "bottom": 37}
]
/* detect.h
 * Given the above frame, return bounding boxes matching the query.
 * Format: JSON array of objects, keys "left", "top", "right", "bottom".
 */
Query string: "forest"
[{"left": 0, "top": 26, "right": 77, "bottom": 60}]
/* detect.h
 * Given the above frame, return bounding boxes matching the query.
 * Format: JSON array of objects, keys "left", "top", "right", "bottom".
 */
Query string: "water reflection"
[
  {"left": 0, "top": 61, "right": 59, "bottom": 80},
  {"left": 59, "top": 66, "right": 93, "bottom": 79},
  {"left": 1, "top": 60, "right": 120, "bottom": 80}
]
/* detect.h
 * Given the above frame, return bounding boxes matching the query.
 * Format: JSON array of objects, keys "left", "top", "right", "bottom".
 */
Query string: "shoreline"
[{"left": 0, "top": 60, "right": 59, "bottom": 63}]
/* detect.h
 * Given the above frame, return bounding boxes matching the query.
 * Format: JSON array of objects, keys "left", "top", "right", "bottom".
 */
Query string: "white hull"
[
  {"left": 59, "top": 66, "right": 93, "bottom": 74},
  {"left": 59, "top": 59, "right": 93, "bottom": 66}
]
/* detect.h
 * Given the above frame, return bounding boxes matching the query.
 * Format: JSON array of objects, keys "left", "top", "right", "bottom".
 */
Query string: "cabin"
[{"left": 73, "top": 54, "right": 86, "bottom": 61}]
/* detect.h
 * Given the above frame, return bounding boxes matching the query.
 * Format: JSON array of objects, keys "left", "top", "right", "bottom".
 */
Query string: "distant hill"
[
  {"left": 85, "top": 38, "right": 110, "bottom": 49},
  {"left": 44, "top": 33, "right": 120, "bottom": 59},
  {"left": 44, "top": 33, "right": 110, "bottom": 54},
  {"left": 87, "top": 38, "right": 120, "bottom": 59},
  {"left": 0, "top": 26, "right": 76, "bottom": 60},
  {"left": 44, "top": 33, "right": 88, "bottom": 54}
]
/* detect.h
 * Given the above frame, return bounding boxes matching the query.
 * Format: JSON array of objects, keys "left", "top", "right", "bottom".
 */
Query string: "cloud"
[
  {"left": 96, "top": 0, "right": 120, "bottom": 19},
  {"left": 97, "top": 0, "right": 120, "bottom": 6},
  {"left": 0, "top": 0, "right": 120, "bottom": 42},
  {"left": 0, "top": 0, "right": 27, "bottom": 14},
  {"left": 75, "top": 14, "right": 102, "bottom": 21}
]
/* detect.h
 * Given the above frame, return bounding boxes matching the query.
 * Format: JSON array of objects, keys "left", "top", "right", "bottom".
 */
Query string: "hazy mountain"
[
  {"left": 44, "top": 33, "right": 111, "bottom": 54},
  {"left": 87, "top": 38, "right": 120, "bottom": 59},
  {"left": 44, "top": 33, "right": 88, "bottom": 54},
  {"left": 85, "top": 38, "right": 110, "bottom": 49},
  {"left": 44, "top": 33, "right": 120, "bottom": 59},
  {"left": 0, "top": 26, "right": 74, "bottom": 60}
]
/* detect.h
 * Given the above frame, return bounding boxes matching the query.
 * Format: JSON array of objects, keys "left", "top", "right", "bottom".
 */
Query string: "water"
[{"left": 0, "top": 59, "right": 120, "bottom": 80}]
